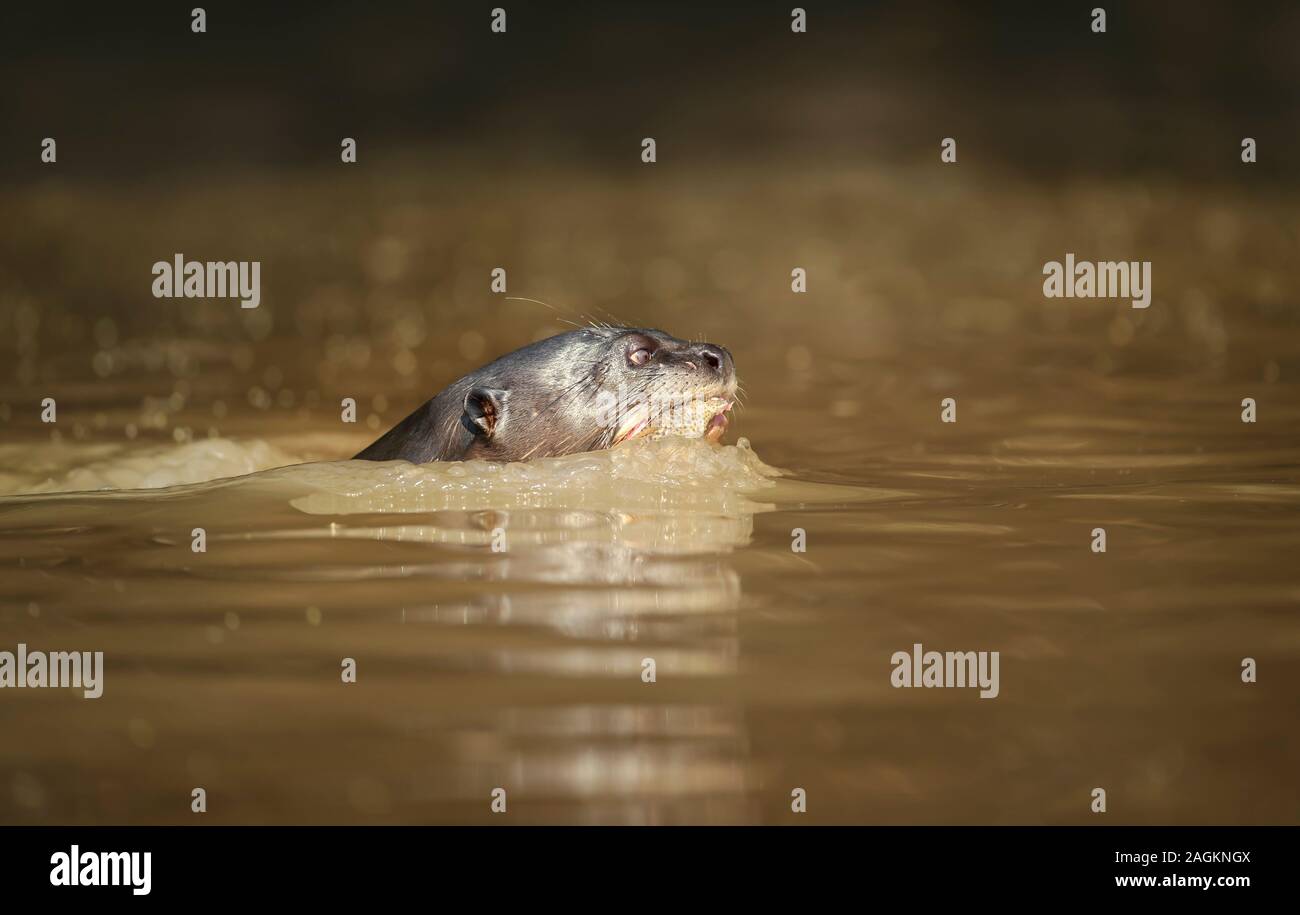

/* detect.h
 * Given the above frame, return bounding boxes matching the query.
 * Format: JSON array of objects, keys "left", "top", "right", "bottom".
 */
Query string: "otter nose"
[{"left": 694, "top": 343, "right": 733, "bottom": 379}]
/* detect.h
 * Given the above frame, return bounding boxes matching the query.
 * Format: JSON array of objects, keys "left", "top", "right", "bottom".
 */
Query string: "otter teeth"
[
  {"left": 704, "top": 408, "right": 730, "bottom": 443},
  {"left": 644, "top": 396, "right": 732, "bottom": 442},
  {"left": 612, "top": 397, "right": 734, "bottom": 446}
]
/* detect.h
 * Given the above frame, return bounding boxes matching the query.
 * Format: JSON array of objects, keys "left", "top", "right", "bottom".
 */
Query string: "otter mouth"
[{"left": 612, "top": 396, "right": 733, "bottom": 446}]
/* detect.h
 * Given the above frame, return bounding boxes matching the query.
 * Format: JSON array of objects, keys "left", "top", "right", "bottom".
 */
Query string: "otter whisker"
[{"left": 504, "top": 295, "right": 593, "bottom": 331}]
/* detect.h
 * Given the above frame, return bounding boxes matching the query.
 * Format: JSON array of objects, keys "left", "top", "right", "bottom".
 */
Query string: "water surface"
[{"left": 1, "top": 167, "right": 1297, "bottom": 824}]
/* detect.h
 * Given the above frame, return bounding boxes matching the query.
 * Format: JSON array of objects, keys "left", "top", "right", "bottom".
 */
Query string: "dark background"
[{"left": 2, "top": 1, "right": 1297, "bottom": 183}]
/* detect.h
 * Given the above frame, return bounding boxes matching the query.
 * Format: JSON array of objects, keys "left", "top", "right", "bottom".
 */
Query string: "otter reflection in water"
[{"left": 354, "top": 327, "right": 737, "bottom": 463}]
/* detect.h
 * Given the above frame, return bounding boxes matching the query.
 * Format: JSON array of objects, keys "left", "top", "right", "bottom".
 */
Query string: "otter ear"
[{"left": 463, "top": 387, "right": 508, "bottom": 438}]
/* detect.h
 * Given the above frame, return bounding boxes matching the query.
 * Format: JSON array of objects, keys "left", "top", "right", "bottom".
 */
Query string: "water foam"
[{"left": 1, "top": 437, "right": 302, "bottom": 496}]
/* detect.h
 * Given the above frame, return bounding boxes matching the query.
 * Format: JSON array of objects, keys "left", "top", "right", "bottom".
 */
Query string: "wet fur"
[{"left": 354, "top": 326, "right": 735, "bottom": 463}]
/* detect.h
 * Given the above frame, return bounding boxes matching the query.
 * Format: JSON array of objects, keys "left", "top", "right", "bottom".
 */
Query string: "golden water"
[{"left": 1, "top": 165, "right": 1297, "bottom": 824}]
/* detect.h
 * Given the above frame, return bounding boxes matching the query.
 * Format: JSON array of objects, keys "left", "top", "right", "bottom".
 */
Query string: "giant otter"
[{"left": 354, "top": 326, "right": 737, "bottom": 463}]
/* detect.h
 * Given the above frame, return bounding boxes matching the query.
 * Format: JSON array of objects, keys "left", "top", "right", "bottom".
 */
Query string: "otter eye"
[{"left": 625, "top": 336, "right": 658, "bottom": 367}]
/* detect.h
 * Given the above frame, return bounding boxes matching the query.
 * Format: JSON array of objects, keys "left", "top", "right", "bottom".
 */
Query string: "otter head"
[{"left": 458, "top": 326, "right": 737, "bottom": 462}]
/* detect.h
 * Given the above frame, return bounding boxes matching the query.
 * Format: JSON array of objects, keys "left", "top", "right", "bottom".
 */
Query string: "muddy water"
[{"left": 1, "top": 166, "right": 1298, "bottom": 824}]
